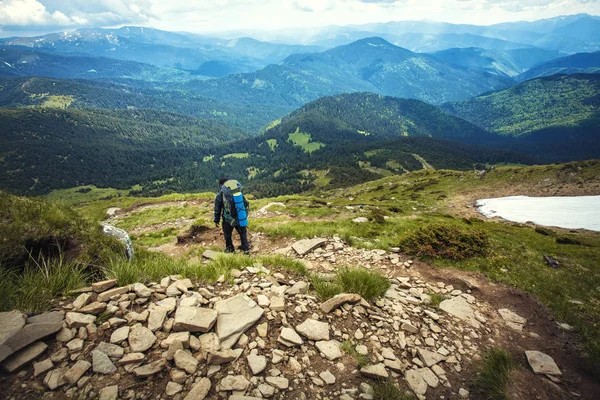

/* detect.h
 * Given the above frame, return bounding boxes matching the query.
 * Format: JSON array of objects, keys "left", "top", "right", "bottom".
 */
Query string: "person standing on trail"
[{"left": 214, "top": 177, "right": 250, "bottom": 254}]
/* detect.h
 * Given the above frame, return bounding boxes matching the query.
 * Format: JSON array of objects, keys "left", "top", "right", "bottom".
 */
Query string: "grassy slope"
[{"left": 48, "top": 160, "right": 600, "bottom": 364}]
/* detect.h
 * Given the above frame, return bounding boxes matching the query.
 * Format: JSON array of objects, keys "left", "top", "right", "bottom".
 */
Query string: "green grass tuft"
[
  {"left": 473, "top": 348, "right": 515, "bottom": 400},
  {"left": 340, "top": 340, "right": 370, "bottom": 367},
  {"left": 309, "top": 268, "right": 390, "bottom": 301},
  {"left": 311, "top": 274, "right": 343, "bottom": 300},
  {"left": 336, "top": 268, "right": 391, "bottom": 301},
  {"left": 1, "top": 256, "right": 91, "bottom": 313},
  {"left": 429, "top": 292, "right": 449, "bottom": 308},
  {"left": 372, "top": 379, "right": 414, "bottom": 400}
]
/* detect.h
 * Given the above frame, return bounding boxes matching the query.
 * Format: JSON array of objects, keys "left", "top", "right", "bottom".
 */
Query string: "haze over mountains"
[{"left": 0, "top": 13, "right": 599, "bottom": 196}]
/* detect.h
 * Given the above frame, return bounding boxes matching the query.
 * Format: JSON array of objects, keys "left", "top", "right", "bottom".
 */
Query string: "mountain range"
[{"left": 0, "top": 15, "right": 599, "bottom": 197}]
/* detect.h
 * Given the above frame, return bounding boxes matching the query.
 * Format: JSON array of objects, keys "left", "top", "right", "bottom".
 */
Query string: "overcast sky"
[{"left": 0, "top": 0, "right": 599, "bottom": 36}]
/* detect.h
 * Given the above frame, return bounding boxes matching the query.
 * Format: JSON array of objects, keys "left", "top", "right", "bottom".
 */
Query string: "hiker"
[{"left": 214, "top": 177, "right": 250, "bottom": 254}]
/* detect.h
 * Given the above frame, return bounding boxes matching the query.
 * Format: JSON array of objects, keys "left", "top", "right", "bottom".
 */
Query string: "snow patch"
[{"left": 476, "top": 195, "right": 600, "bottom": 231}]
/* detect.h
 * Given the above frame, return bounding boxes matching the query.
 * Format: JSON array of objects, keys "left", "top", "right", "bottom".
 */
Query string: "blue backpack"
[{"left": 221, "top": 180, "right": 248, "bottom": 227}]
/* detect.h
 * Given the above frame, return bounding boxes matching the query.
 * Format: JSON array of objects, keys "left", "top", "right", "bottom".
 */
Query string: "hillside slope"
[
  {"left": 517, "top": 52, "right": 600, "bottom": 81},
  {"left": 441, "top": 74, "right": 600, "bottom": 161},
  {"left": 0, "top": 46, "right": 188, "bottom": 81},
  {"left": 0, "top": 77, "right": 292, "bottom": 132},
  {"left": 0, "top": 107, "right": 244, "bottom": 194}
]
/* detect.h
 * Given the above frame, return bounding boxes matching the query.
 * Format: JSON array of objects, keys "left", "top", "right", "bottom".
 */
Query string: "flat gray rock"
[
  {"left": 202, "top": 250, "right": 221, "bottom": 260},
  {"left": 97, "top": 286, "right": 130, "bottom": 302},
  {"left": 208, "top": 348, "right": 243, "bottom": 365},
  {"left": 0, "top": 310, "right": 27, "bottom": 346},
  {"left": 320, "top": 293, "right": 361, "bottom": 313},
  {"left": 92, "top": 350, "right": 116, "bottom": 374},
  {"left": 133, "top": 359, "right": 166, "bottom": 377},
  {"left": 220, "top": 375, "right": 250, "bottom": 391},
  {"left": 92, "top": 279, "right": 117, "bottom": 293},
  {"left": 0, "top": 322, "right": 62, "bottom": 363},
  {"left": 439, "top": 296, "right": 481, "bottom": 328},
  {"left": 315, "top": 340, "right": 342, "bottom": 361},
  {"left": 147, "top": 306, "right": 168, "bottom": 332},
  {"left": 174, "top": 307, "right": 218, "bottom": 333},
  {"left": 63, "top": 360, "right": 91, "bottom": 385},
  {"left": 215, "top": 295, "right": 264, "bottom": 349},
  {"left": 65, "top": 312, "right": 96, "bottom": 328},
  {"left": 128, "top": 326, "right": 157, "bottom": 352},
  {"left": 184, "top": 377, "right": 211, "bottom": 400},
  {"left": 2, "top": 341, "right": 48, "bottom": 372},
  {"left": 405, "top": 369, "right": 428, "bottom": 396},
  {"left": 247, "top": 354, "right": 267, "bottom": 375},
  {"left": 360, "top": 363, "right": 389, "bottom": 379},
  {"left": 26, "top": 312, "right": 63, "bottom": 325},
  {"left": 99, "top": 385, "right": 119, "bottom": 400},
  {"left": 278, "top": 327, "right": 304, "bottom": 347},
  {"left": 292, "top": 238, "right": 327, "bottom": 255},
  {"left": 525, "top": 350, "right": 562, "bottom": 376},
  {"left": 94, "top": 342, "right": 124, "bottom": 358},
  {"left": 296, "top": 318, "right": 330, "bottom": 341},
  {"left": 174, "top": 350, "right": 198, "bottom": 374},
  {"left": 417, "top": 348, "right": 446, "bottom": 367}
]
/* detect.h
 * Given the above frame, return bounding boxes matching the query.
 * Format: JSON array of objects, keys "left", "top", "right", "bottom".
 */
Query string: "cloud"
[
  {"left": 0, "top": 0, "right": 598, "bottom": 34},
  {"left": 0, "top": 0, "right": 153, "bottom": 30}
]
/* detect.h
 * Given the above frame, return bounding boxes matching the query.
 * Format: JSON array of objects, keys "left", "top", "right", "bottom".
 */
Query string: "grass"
[
  {"left": 288, "top": 129, "right": 325, "bottom": 153},
  {"left": 429, "top": 292, "right": 450, "bottom": 308},
  {"left": 46, "top": 185, "right": 130, "bottom": 205},
  {"left": 340, "top": 340, "right": 370, "bottom": 367},
  {"left": 310, "top": 268, "right": 390, "bottom": 301},
  {"left": 267, "top": 139, "right": 278, "bottom": 151},
  {"left": 113, "top": 204, "right": 203, "bottom": 231},
  {"left": 1, "top": 256, "right": 90, "bottom": 313},
  {"left": 372, "top": 380, "right": 413, "bottom": 400},
  {"left": 336, "top": 268, "right": 391, "bottom": 301},
  {"left": 104, "top": 248, "right": 309, "bottom": 287},
  {"left": 131, "top": 227, "right": 179, "bottom": 247},
  {"left": 223, "top": 153, "right": 250, "bottom": 159},
  {"left": 473, "top": 348, "right": 515, "bottom": 400}
]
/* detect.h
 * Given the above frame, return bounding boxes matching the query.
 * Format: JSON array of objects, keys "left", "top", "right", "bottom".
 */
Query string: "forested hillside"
[
  {"left": 517, "top": 52, "right": 600, "bottom": 81},
  {"left": 0, "top": 46, "right": 190, "bottom": 81},
  {"left": 441, "top": 74, "right": 600, "bottom": 161},
  {"left": 0, "top": 77, "right": 292, "bottom": 132},
  {"left": 0, "top": 108, "right": 244, "bottom": 194}
]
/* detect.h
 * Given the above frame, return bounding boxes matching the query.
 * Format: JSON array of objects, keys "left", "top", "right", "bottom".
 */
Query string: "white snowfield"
[{"left": 476, "top": 196, "right": 600, "bottom": 232}]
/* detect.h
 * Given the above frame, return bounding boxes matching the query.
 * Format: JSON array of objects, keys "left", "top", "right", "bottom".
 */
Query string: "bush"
[{"left": 398, "top": 223, "right": 488, "bottom": 260}]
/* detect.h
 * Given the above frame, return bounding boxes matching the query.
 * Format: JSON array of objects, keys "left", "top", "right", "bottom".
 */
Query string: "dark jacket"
[{"left": 214, "top": 191, "right": 249, "bottom": 225}]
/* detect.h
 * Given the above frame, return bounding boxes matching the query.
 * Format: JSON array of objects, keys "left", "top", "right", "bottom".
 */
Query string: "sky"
[{"left": 0, "top": 0, "right": 599, "bottom": 37}]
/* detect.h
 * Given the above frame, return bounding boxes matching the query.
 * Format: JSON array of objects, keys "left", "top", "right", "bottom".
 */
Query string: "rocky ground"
[{"left": 0, "top": 235, "right": 596, "bottom": 400}]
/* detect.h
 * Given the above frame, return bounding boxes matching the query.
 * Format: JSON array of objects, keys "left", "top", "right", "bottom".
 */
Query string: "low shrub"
[{"left": 398, "top": 223, "right": 488, "bottom": 260}]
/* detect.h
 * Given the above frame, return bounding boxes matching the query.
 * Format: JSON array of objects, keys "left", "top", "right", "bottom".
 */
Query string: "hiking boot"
[{"left": 224, "top": 247, "right": 235, "bottom": 253}]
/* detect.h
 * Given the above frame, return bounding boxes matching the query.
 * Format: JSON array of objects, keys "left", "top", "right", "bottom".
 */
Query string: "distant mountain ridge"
[
  {"left": 517, "top": 52, "right": 600, "bottom": 81},
  {"left": 182, "top": 37, "right": 514, "bottom": 108}
]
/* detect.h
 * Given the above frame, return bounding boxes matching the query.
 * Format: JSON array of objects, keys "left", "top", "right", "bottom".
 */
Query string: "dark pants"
[{"left": 222, "top": 221, "right": 249, "bottom": 252}]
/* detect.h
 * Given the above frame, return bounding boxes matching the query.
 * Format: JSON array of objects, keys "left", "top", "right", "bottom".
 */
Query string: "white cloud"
[{"left": 0, "top": 0, "right": 598, "bottom": 34}]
